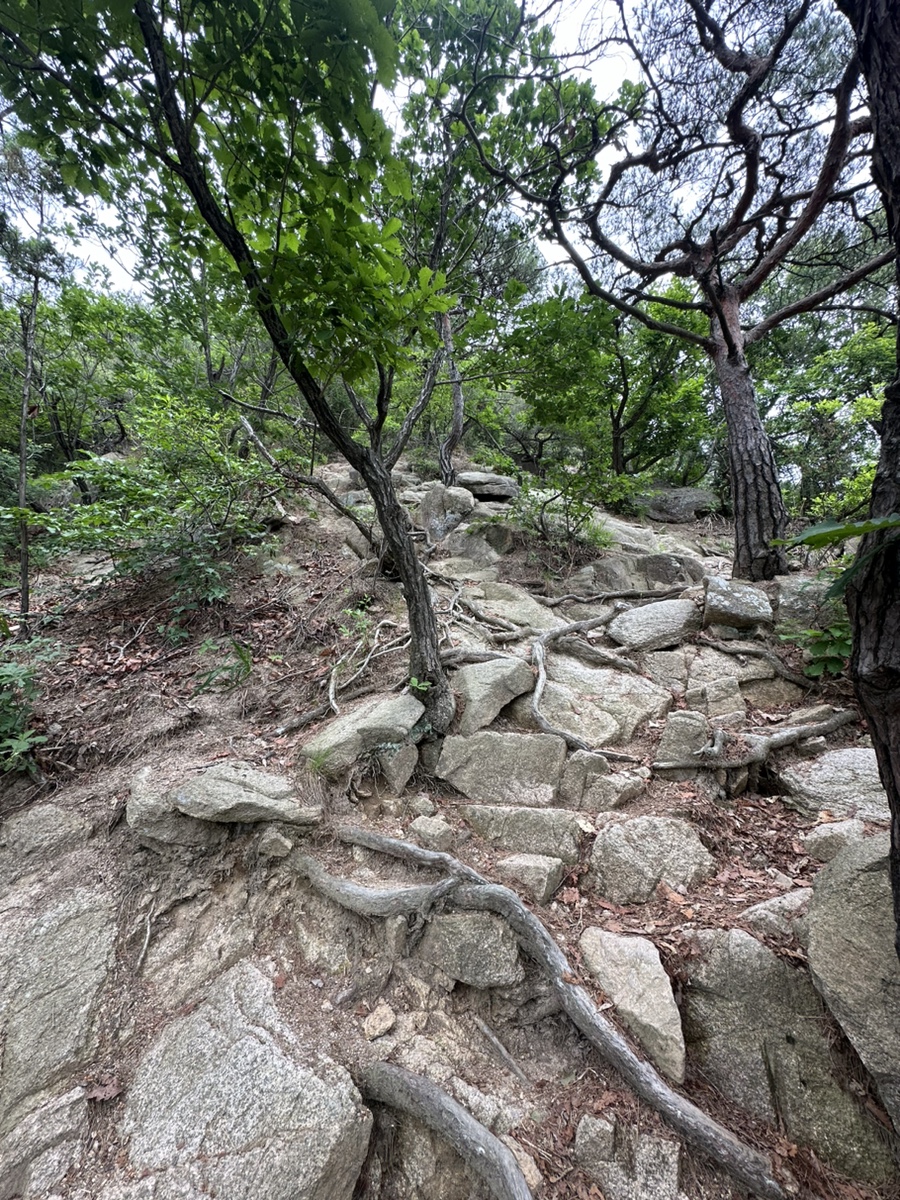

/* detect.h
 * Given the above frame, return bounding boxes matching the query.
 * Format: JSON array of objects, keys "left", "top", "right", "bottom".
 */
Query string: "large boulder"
[
  {"left": 478, "top": 581, "right": 563, "bottom": 631},
  {"left": 511, "top": 657, "right": 671, "bottom": 747},
  {"left": 575, "top": 1116, "right": 682, "bottom": 1200},
  {"left": 0, "top": 885, "right": 116, "bottom": 1131},
  {"left": 416, "top": 913, "right": 523, "bottom": 987},
  {"left": 643, "top": 486, "right": 720, "bottom": 524},
  {"left": 607, "top": 599, "right": 702, "bottom": 652},
  {"left": 128, "top": 767, "right": 228, "bottom": 850},
  {"left": 702, "top": 576, "right": 773, "bottom": 629},
  {"left": 109, "top": 963, "right": 371, "bottom": 1200},
  {"left": 777, "top": 748, "right": 891, "bottom": 821},
  {"left": 436, "top": 731, "right": 566, "bottom": 805},
  {"left": 300, "top": 693, "right": 426, "bottom": 776},
  {"left": 683, "top": 929, "right": 892, "bottom": 1182},
  {"left": 453, "top": 658, "right": 535, "bottom": 736},
  {"left": 463, "top": 804, "right": 583, "bottom": 862},
  {"left": 416, "top": 482, "right": 476, "bottom": 542},
  {"left": 579, "top": 928, "right": 685, "bottom": 1083},
  {"left": 590, "top": 817, "right": 714, "bottom": 904},
  {"left": 806, "top": 835, "right": 900, "bottom": 1130},
  {"left": 174, "top": 761, "right": 321, "bottom": 824},
  {"left": 455, "top": 470, "right": 519, "bottom": 500}
]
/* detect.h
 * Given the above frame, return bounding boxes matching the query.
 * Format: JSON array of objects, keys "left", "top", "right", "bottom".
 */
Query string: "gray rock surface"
[
  {"left": 300, "top": 694, "right": 426, "bottom": 775},
  {"left": 463, "top": 804, "right": 583, "bottom": 862},
  {"left": 0, "top": 804, "right": 90, "bottom": 880},
  {"left": 0, "top": 1086, "right": 88, "bottom": 1200},
  {"left": 576, "top": 1116, "right": 683, "bottom": 1200},
  {"left": 558, "top": 749, "right": 649, "bottom": 810},
  {"left": 739, "top": 889, "right": 812, "bottom": 941},
  {"left": 456, "top": 470, "right": 519, "bottom": 499},
  {"left": 454, "top": 657, "right": 535, "bottom": 736},
  {"left": 644, "top": 486, "right": 720, "bottom": 523},
  {"left": 128, "top": 767, "right": 228, "bottom": 849},
  {"left": 590, "top": 817, "right": 715, "bottom": 903},
  {"left": 773, "top": 574, "right": 832, "bottom": 629},
  {"left": 416, "top": 913, "right": 524, "bottom": 987},
  {"left": 378, "top": 742, "right": 419, "bottom": 793},
  {"left": 654, "top": 711, "right": 710, "bottom": 778},
  {"left": 0, "top": 885, "right": 116, "bottom": 1130},
  {"left": 802, "top": 819, "right": 865, "bottom": 861},
  {"left": 115, "top": 963, "right": 371, "bottom": 1199},
  {"left": 436, "top": 731, "right": 566, "bottom": 805},
  {"left": 683, "top": 676, "right": 745, "bottom": 719},
  {"left": 512, "top": 658, "right": 671, "bottom": 747},
  {"left": 778, "top": 748, "right": 891, "bottom": 821},
  {"left": 703, "top": 576, "right": 773, "bottom": 629},
  {"left": 478, "top": 581, "right": 563, "bottom": 630},
  {"left": 495, "top": 853, "right": 566, "bottom": 904},
  {"left": 806, "top": 835, "right": 900, "bottom": 1130},
  {"left": 579, "top": 928, "right": 685, "bottom": 1082},
  {"left": 683, "top": 929, "right": 892, "bottom": 1181},
  {"left": 175, "top": 761, "right": 321, "bottom": 824},
  {"left": 636, "top": 552, "right": 705, "bottom": 586},
  {"left": 607, "top": 599, "right": 701, "bottom": 652},
  {"left": 409, "top": 815, "right": 454, "bottom": 852},
  {"left": 416, "top": 482, "right": 476, "bottom": 541}
]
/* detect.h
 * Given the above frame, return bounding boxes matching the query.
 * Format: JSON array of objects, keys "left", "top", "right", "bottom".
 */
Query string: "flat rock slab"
[
  {"left": 590, "top": 817, "right": 714, "bottom": 904},
  {"left": 739, "top": 889, "right": 812, "bottom": 940},
  {"left": 0, "top": 885, "right": 116, "bottom": 1126},
  {"left": 778, "top": 748, "right": 890, "bottom": 821},
  {"left": 416, "top": 913, "right": 523, "bottom": 987},
  {"left": 0, "top": 1086, "right": 88, "bottom": 1200},
  {"left": 607, "top": 599, "right": 701, "bottom": 652},
  {"left": 456, "top": 470, "right": 519, "bottom": 499},
  {"left": 114, "top": 963, "right": 371, "bottom": 1200},
  {"left": 300, "top": 694, "right": 426, "bottom": 776},
  {"left": 128, "top": 767, "right": 228, "bottom": 850},
  {"left": 806, "top": 835, "right": 900, "bottom": 1131},
  {"left": 464, "top": 805, "right": 584, "bottom": 863},
  {"left": 453, "top": 657, "right": 535, "bottom": 736},
  {"left": 703, "top": 576, "right": 773, "bottom": 629},
  {"left": 580, "top": 928, "right": 685, "bottom": 1083},
  {"left": 683, "top": 928, "right": 892, "bottom": 1182},
  {"left": 437, "top": 731, "right": 566, "bottom": 805},
  {"left": 175, "top": 762, "right": 320, "bottom": 824},
  {"left": 479, "top": 581, "right": 564, "bottom": 631}
]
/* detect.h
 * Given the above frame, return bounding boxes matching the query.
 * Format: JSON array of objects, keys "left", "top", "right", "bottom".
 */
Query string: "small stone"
[
  {"left": 703, "top": 576, "right": 773, "bottom": 629},
  {"left": 500, "top": 1136, "right": 543, "bottom": 1191},
  {"left": 408, "top": 792, "right": 436, "bottom": 817},
  {"left": 363, "top": 1001, "right": 396, "bottom": 1040},
  {"left": 409, "top": 815, "right": 454, "bottom": 852},
  {"left": 258, "top": 828, "right": 293, "bottom": 858},
  {"left": 495, "top": 854, "right": 566, "bottom": 904},
  {"left": 575, "top": 1114, "right": 617, "bottom": 1176}
]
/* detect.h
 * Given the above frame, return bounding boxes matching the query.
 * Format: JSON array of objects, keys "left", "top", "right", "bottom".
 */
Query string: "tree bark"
[
  {"left": 836, "top": 0, "right": 900, "bottom": 960},
  {"left": 17, "top": 269, "right": 40, "bottom": 637},
  {"left": 710, "top": 301, "right": 788, "bottom": 580},
  {"left": 437, "top": 312, "right": 465, "bottom": 486}
]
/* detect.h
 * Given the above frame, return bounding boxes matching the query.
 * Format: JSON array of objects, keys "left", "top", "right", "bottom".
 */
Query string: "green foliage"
[
  {"left": 15, "top": 395, "right": 282, "bottom": 593},
  {"left": 408, "top": 676, "right": 431, "bottom": 692},
  {"left": 192, "top": 637, "right": 254, "bottom": 695},
  {"left": 0, "top": 640, "right": 54, "bottom": 773},
  {"left": 781, "top": 620, "right": 853, "bottom": 678}
]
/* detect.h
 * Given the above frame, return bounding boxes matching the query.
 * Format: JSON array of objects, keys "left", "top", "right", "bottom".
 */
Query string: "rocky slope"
[{"left": 1, "top": 465, "right": 898, "bottom": 1200}]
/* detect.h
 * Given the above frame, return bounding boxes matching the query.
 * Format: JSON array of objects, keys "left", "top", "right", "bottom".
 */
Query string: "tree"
[
  {"left": 832, "top": 0, "right": 900, "bottom": 959},
  {"left": 457, "top": 0, "right": 892, "bottom": 579},
  {"left": 0, "top": 138, "right": 68, "bottom": 631},
  {"left": 0, "top": 0, "right": 457, "bottom": 728}
]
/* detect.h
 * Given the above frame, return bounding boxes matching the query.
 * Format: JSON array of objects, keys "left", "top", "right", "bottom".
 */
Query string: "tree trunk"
[
  {"left": 836, "top": 0, "right": 900, "bottom": 960},
  {"left": 710, "top": 306, "right": 788, "bottom": 580},
  {"left": 17, "top": 270, "right": 40, "bottom": 637},
  {"left": 437, "top": 313, "right": 464, "bottom": 487},
  {"left": 355, "top": 448, "right": 456, "bottom": 734}
]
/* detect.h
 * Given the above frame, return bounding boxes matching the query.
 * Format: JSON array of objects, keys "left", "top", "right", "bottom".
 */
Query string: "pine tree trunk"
[
  {"left": 836, "top": 0, "right": 900, "bottom": 959},
  {"left": 710, "top": 306, "right": 788, "bottom": 581},
  {"left": 437, "top": 313, "right": 465, "bottom": 487}
]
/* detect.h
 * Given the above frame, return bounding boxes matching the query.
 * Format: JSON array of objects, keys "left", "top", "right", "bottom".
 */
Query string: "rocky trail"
[{"left": 1, "top": 465, "right": 898, "bottom": 1200}]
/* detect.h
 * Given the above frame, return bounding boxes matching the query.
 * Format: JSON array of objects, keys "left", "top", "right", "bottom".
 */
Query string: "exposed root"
[
  {"left": 534, "top": 585, "right": 689, "bottom": 608},
  {"left": 290, "top": 851, "right": 458, "bottom": 916},
  {"left": 698, "top": 636, "right": 813, "bottom": 690},
  {"left": 528, "top": 611, "right": 626, "bottom": 751},
  {"left": 356, "top": 1062, "right": 534, "bottom": 1200},
  {"left": 653, "top": 710, "right": 857, "bottom": 772},
  {"left": 319, "top": 827, "right": 789, "bottom": 1200}
]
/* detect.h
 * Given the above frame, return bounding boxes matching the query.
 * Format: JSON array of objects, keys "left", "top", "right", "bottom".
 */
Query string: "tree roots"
[{"left": 296, "top": 827, "right": 788, "bottom": 1200}]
